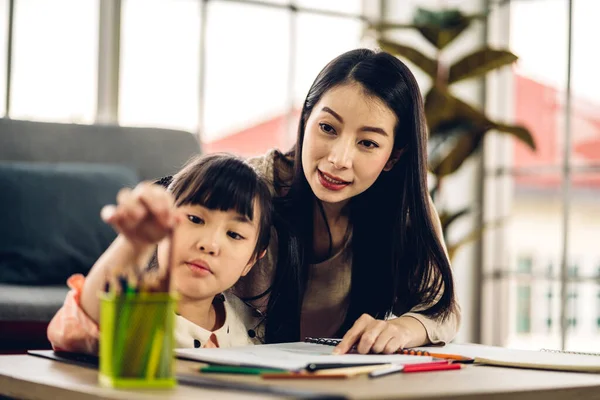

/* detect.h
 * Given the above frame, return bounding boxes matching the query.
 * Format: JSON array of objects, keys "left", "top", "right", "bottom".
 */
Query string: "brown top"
[{"left": 234, "top": 149, "right": 460, "bottom": 344}]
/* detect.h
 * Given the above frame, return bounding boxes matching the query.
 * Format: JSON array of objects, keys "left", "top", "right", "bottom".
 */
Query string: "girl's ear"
[
  {"left": 383, "top": 147, "right": 406, "bottom": 172},
  {"left": 242, "top": 249, "right": 267, "bottom": 276},
  {"left": 241, "top": 262, "right": 254, "bottom": 277},
  {"left": 241, "top": 250, "right": 266, "bottom": 276}
]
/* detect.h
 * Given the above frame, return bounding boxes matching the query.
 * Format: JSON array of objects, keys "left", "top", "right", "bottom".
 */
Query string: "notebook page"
[{"left": 176, "top": 342, "right": 433, "bottom": 371}]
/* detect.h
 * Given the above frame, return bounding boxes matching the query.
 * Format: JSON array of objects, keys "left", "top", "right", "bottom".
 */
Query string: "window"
[
  {"left": 119, "top": 0, "right": 200, "bottom": 132},
  {"left": 516, "top": 285, "right": 531, "bottom": 334},
  {"left": 202, "top": 1, "right": 366, "bottom": 157},
  {"left": 546, "top": 290, "right": 553, "bottom": 330},
  {"left": 596, "top": 292, "right": 600, "bottom": 330},
  {"left": 294, "top": 0, "right": 362, "bottom": 14},
  {"left": 201, "top": 1, "right": 290, "bottom": 157},
  {"left": 484, "top": 0, "right": 600, "bottom": 351},
  {"left": 597, "top": 267, "right": 600, "bottom": 330},
  {"left": 294, "top": 13, "right": 364, "bottom": 108},
  {"left": 10, "top": 0, "right": 99, "bottom": 123},
  {"left": 0, "top": 0, "right": 8, "bottom": 116},
  {"left": 515, "top": 256, "right": 532, "bottom": 334}
]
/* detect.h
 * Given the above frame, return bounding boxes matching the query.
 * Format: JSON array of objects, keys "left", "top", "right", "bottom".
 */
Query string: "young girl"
[
  {"left": 233, "top": 48, "right": 460, "bottom": 354},
  {"left": 48, "top": 153, "right": 272, "bottom": 354}
]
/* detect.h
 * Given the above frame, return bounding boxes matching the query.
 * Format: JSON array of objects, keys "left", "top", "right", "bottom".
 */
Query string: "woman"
[{"left": 234, "top": 48, "right": 460, "bottom": 354}]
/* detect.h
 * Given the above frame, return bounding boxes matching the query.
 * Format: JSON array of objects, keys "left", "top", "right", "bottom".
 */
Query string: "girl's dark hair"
[
  {"left": 264, "top": 48, "right": 457, "bottom": 343},
  {"left": 163, "top": 153, "right": 272, "bottom": 259}
]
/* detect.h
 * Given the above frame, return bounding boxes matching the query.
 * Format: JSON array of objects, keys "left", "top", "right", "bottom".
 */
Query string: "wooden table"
[{"left": 1, "top": 351, "right": 600, "bottom": 399}]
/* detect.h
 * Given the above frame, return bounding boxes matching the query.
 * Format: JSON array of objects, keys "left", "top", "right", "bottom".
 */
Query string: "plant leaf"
[
  {"left": 411, "top": 8, "right": 473, "bottom": 50},
  {"left": 368, "top": 22, "right": 416, "bottom": 31},
  {"left": 429, "top": 127, "right": 485, "bottom": 177},
  {"left": 425, "top": 87, "right": 537, "bottom": 152},
  {"left": 415, "top": 24, "right": 471, "bottom": 51},
  {"left": 424, "top": 87, "right": 492, "bottom": 135},
  {"left": 492, "top": 122, "right": 536, "bottom": 150},
  {"left": 449, "top": 48, "right": 518, "bottom": 84},
  {"left": 378, "top": 40, "right": 438, "bottom": 79},
  {"left": 447, "top": 218, "right": 506, "bottom": 261},
  {"left": 439, "top": 207, "right": 473, "bottom": 233}
]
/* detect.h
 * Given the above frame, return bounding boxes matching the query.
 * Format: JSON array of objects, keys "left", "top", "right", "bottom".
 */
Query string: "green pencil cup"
[{"left": 99, "top": 292, "right": 178, "bottom": 389}]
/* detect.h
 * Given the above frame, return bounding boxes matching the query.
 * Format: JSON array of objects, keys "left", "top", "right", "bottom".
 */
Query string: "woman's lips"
[{"left": 318, "top": 169, "right": 351, "bottom": 191}]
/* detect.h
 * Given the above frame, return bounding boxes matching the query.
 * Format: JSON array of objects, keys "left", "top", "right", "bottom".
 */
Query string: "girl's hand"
[
  {"left": 333, "top": 314, "right": 426, "bottom": 355},
  {"left": 100, "top": 182, "right": 180, "bottom": 250}
]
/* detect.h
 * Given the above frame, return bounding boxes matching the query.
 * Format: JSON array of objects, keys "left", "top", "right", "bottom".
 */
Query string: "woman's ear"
[
  {"left": 258, "top": 249, "right": 267, "bottom": 260},
  {"left": 383, "top": 147, "right": 406, "bottom": 171}
]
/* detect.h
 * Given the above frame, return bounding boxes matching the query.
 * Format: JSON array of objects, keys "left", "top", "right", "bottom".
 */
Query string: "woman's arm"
[{"left": 333, "top": 196, "right": 459, "bottom": 354}]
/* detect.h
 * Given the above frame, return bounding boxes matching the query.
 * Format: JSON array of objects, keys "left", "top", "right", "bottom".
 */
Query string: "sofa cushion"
[
  {"left": 0, "top": 284, "right": 70, "bottom": 321},
  {"left": 0, "top": 162, "right": 139, "bottom": 285}
]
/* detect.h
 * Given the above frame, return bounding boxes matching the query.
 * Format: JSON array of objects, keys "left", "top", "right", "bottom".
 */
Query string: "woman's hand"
[
  {"left": 333, "top": 314, "right": 428, "bottom": 354},
  {"left": 100, "top": 181, "right": 180, "bottom": 250}
]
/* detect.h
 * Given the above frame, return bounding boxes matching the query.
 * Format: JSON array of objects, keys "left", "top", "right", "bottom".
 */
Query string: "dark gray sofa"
[{"left": 0, "top": 118, "right": 199, "bottom": 352}]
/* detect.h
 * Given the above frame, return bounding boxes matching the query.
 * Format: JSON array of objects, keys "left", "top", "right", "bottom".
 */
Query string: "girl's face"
[
  {"left": 157, "top": 201, "right": 262, "bottom": 301},
  {"left": 301, "top": 83, "right": 399, "bottom": 206}
]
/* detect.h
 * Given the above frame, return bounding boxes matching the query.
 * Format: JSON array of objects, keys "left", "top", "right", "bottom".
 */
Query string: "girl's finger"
[
  {"left": 138, "top": 187, "right": 175, "bottom": 229},
  {"left": 100, "top": 205, "right": 117, "bottom": 223},
  {"left": 116, "top": 187, "right": 133, "bottom": 206},
  {"left": 356, "top": 320, "right": 388, "bottom": 354}
]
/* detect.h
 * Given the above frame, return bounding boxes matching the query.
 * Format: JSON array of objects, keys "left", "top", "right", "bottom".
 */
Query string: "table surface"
[{"left": 1, "top": 346, "right": 600, "bottom": 400}]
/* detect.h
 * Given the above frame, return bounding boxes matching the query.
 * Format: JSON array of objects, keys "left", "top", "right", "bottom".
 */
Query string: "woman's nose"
[{"left": 327, "top": 137, "right": 353, "bottom": 169}]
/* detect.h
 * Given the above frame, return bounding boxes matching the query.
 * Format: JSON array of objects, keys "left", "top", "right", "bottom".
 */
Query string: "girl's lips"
[
  {"left": 185, "top": 262, "right": 212, "bottom": 276},
  {"left": 317, "top": 170, "right": 351, "bottom": 191}
]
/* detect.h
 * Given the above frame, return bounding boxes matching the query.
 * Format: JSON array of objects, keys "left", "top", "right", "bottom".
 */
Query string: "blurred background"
[{"left": 0, "top": 0, "right": 598, "bottom": 353}]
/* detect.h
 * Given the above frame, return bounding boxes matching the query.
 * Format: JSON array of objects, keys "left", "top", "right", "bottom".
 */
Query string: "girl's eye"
[
  {"left": 319, "top": 123, "right": 336, "bottom": 135},
  {"left": 187, "top": 214, "right": 204, "bottom": 224},
  {"left": 227, "top": 231, "right": 245, "bottom": 240},
  {"left": 359, "top": 140, "right": 379, "bottom": 149}
]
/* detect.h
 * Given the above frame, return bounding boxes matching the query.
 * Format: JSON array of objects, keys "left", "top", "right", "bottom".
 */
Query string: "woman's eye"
[
  {"left": 319, "top": 123, "right": 336, "bottom": 135},
  {"left": 187, "top": 215, "right": 204, "bottom": 224},
  {"left": 360, "top": 140, "right": 379, "bottom": 149},
  {"left": 227, "top": 231, "right": 245, "bottom": 240}
]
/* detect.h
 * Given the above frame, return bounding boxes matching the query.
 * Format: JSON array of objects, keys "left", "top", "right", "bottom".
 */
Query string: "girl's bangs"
[{"left": 172, "top": 157, "right": 257, "bottom": 220}]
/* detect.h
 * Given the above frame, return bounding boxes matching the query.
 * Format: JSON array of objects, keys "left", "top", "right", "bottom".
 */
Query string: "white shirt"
[{"left": 174, "top": 291, "right": 263, "bottom": 348}]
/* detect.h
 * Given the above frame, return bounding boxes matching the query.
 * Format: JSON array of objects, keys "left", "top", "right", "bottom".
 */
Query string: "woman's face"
[{"left": 301, "top": 83, "right": 398, "bottom": 206}]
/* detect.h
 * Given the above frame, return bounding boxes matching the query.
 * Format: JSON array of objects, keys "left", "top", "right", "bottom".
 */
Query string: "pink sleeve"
[{"left": 47, "top": 274, "right": 100, "bottom": 355}]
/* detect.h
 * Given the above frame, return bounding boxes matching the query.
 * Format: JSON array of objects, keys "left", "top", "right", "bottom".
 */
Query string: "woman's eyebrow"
[
  {"left": 322, "top": 106, "right": 343, "bottom": 123},
  {"left": 322, "top": 106, "right": 389, "bottom": 137}
]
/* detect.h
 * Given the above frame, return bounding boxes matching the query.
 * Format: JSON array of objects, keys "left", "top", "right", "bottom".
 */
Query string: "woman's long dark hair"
[{"left": 264, "top": 49, "right": 457, "bottom": 343}]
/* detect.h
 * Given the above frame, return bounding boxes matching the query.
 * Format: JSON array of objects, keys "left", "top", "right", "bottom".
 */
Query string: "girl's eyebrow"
[{"left": 233, "top": 214, "right": 255, "bottom": 225}]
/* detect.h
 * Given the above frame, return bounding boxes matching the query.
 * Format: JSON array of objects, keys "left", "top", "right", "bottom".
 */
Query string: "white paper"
[{"left": 176, "top": 342, "right": 433, "bottom": 371}]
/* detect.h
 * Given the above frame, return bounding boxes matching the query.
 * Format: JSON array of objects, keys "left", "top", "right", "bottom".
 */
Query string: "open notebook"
[
  {"left": 176, "top": 342, "right": 433, "bottom": 371},
  {"left": 412, "top": 343, "right": 600, "bottom": 373}
]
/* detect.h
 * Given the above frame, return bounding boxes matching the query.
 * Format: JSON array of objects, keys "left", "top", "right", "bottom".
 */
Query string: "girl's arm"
[{"left": 79, "top": 235, "right": 151, "bottom": 323}]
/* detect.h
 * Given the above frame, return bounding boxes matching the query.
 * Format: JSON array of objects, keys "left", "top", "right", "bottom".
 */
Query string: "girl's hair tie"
[{"left": 155, "top": 175, "right": 173, "bottom": 188}]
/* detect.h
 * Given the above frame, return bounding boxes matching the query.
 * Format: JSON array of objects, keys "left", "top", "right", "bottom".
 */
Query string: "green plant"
[{"left": 368, "top": 7, "right": 536, "bottom": 260}]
